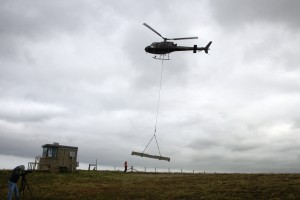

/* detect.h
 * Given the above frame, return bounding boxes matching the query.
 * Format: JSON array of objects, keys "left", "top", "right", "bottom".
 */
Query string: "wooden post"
[{"left": 71, "top": 157, "right": 74, "bottom": 173}]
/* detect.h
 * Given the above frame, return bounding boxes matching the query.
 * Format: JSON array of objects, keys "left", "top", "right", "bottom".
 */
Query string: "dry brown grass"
[{"left": 1, "top": 170, "right": 300, "bottom": 199}]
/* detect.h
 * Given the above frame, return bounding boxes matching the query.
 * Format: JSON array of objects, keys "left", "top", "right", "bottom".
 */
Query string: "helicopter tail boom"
[{"left": 193, "top": 45, "right": 197, "bottom": 53}]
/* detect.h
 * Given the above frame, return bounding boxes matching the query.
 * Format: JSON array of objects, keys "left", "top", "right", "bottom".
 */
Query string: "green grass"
[{"left": 1, "top": 170, "right": 300, "bottom": 199}]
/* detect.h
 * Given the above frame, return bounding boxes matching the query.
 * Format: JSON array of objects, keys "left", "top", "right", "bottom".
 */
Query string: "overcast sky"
[{"left": 1, "top": 0, "right": 300, "bottom": 172}]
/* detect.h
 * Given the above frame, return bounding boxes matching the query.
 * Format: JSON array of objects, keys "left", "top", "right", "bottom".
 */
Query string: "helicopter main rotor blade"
[
  {"left": 167, "top": 37, "right": 198, "bottom": 40},
  {"left": 143, "top": 23, "right": 165, "bottom": 40}
]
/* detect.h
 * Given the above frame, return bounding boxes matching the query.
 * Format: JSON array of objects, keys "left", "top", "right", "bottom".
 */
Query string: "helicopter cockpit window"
[{"left": 150, "top": 43, "right": 158, "bottom": 48}]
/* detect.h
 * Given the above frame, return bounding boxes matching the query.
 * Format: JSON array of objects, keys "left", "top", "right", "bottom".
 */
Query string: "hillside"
[{"left": 1, "top": 170, "right": 300, "bottom": 199}]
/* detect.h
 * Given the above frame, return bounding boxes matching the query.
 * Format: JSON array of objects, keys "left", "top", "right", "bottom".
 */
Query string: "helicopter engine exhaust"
[{"left": 193, "top": 45, "right": 197, "bottom": 53}]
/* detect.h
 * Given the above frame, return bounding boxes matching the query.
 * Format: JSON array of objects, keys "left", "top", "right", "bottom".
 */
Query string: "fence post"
[{"left": 145, "top": 167, "right": 146, "bottom": 172}]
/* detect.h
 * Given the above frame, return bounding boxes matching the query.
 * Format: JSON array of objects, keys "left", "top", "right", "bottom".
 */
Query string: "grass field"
[{"left": 1, "top": 170, "right": 300, "bottom": 199}]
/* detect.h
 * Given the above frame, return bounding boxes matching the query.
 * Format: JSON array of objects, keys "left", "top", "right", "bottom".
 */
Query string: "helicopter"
[{"left": 143, "top": 23, "right": 212, "bottom": 60}]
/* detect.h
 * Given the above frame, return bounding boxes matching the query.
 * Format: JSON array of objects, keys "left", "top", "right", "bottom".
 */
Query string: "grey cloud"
[
  {"left": 188, "top": 135, "right": 261, "bottom": 153},
  {"left": 210, "top": 0, "right": 300, "bottom": 30},
  {"left": 0, "top": 0, "right": 97, "bottom": 37},
  {"left": 0, "top": 100, "right": 66, "bottom": 123},
  {"left": 0, "top": 0, "right": 113, "bottom": 61},
  {"left": 1, "top": 0, "right": 300, "bottom": 172},
  {"left": 0, "top": 136, "right": 41, "bottom": 158},
  {"left": 189, "top": 138, "right": 220, "bottom": 150}
]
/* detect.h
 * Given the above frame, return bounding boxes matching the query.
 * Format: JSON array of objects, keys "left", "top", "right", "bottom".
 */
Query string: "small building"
[{"left": 37, "top": 142, "right": 79, "bottom": 172}]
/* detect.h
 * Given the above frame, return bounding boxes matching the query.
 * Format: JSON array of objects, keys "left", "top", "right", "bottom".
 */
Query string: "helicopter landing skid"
[{"left": 153, "top": 54, "right": 170, "bottom": 60}]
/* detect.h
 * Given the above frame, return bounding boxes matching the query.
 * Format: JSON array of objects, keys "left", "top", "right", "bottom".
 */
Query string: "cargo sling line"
[{"left": 132, "top": 56, "right": 170, "bottom": 162}]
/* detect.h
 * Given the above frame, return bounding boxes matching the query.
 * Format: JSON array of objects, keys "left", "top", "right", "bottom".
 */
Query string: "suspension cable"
[
  {"left": 142, "top": 55, "right": 165, "bottom": 156},
  {"left": 154, "top": 56, "right": 165, "bottom": 133}
]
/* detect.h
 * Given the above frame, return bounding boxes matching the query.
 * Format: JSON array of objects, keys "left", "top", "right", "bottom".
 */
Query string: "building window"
[
  {"left": 52, "top": 148, "right": 58, "bottom": 158},
  {"left": 48, "top": 148, "right": 53, "bottom": 157},
  {"left": 43, "top": 147, "right": 47, "bottom": 157},
  {"left": 43, "top": 147, "right": 58, "bottom": 158}
]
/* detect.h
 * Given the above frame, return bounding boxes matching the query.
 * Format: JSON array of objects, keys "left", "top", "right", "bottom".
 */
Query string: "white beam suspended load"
[{"left": 131, "top": 151, "right": 170, "bottom": 162}]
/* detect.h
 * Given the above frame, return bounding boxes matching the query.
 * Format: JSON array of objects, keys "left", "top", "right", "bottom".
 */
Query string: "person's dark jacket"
[{"left": 9, "top": 166, "right": 23, "bottom": 183}]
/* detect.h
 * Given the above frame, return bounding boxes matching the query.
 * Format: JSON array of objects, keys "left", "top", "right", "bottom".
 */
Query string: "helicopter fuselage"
[
  {"left": 145, "top": 41, "right": 210, "bottom": 55},
  {"left": 145, "top": 42, "right": 177, "bottom": 54}
]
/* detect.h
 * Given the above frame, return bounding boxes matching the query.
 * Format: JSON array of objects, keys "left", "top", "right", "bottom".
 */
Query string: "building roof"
[{"left": 42, "top": 143, "right": 78, "bottom": 150}]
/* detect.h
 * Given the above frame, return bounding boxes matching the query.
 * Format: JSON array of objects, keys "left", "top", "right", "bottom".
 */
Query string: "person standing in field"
[
  {"left": 124, "top": 161, "right": 128, "bottom": 172},
  {"left": 7, "top": 165, "right": 25, "bottom": 200}
]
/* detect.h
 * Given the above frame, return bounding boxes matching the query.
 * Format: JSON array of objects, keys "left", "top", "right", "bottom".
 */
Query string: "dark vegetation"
[{"left": 1, "top": 170, "right": 300, "bottom": 199}]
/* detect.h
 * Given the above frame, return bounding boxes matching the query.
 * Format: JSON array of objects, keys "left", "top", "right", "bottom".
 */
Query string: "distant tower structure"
[{"left": 37, "top": 142, "right": 79, "bottom": 172}]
